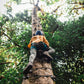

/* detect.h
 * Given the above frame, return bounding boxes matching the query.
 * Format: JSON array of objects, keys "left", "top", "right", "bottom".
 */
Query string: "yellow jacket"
[{"left": 28, "top": 35, "right": 49, "bottom": 48}]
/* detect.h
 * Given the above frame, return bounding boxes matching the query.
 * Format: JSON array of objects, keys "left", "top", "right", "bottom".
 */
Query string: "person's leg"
[
  {"left": 23, "top": 48, "right": 36, "bottom": 74},
  {"left": 29, "top": 48, "right": 37, "bottom": 63},
  {"left": 43, "top": 46, "right": 55, "bottom": 61},
  {"left": 48, "top": 47, "right": 55, "bottom": 54}
]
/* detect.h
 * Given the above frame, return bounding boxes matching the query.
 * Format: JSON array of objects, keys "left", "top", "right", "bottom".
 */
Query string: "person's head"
[{"left": 35, "top": 30, "right": 43, "bottom": 35}]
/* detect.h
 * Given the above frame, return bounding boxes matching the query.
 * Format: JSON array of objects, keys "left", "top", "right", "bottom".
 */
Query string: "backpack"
[{"left": 31, "top": 42, "right": 49, "bottom": 51}]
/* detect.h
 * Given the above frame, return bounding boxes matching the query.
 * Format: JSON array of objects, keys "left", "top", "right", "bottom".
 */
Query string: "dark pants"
[
  {"left": 29, "top": 42, "right": 49, "bottom": 63},
  {"left": 29, "top": 42, "right": 55, "bottom": 63}
]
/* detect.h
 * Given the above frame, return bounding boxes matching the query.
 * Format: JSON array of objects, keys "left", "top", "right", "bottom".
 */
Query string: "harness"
[{"left": 31, "top": 42, "right": 49, "bottom": 51}]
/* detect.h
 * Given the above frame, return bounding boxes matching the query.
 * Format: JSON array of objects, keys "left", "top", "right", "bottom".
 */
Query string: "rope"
[
  {"left": 34, "top": 74, "right": 56, "bottom": 80},
  {"left": 33, "top": 67, "right": 52, "bottom": 71},
  {"left": 23, "top": 74, "right": 56, "bottom": 81}
]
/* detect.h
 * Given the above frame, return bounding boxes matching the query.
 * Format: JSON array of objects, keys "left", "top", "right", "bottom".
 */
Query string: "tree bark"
[{"left": 22, "top": 54, "right": 55, "bottom": 84}]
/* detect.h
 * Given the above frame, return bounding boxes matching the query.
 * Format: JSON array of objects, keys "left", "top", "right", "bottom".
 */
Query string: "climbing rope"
[
  {"left": 33, "top": 74, "right": 56, "bottom": 80},
  {"left": 23, "top": 67, "right": 55, "bottom": 81},
  {"left": 23, "top": 74, "right": 56, "bottom": 81},
  {"left": 33, "top": 67, "right": 52, "bottom": 71}
]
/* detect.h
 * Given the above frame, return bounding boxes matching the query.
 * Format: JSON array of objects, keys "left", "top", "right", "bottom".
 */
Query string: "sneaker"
[
  {"left": 23, "top": 62, "right": 33, "bottom": 74},
  {"left": 43, "top": 51, "right": 53, "bottom": 61}
]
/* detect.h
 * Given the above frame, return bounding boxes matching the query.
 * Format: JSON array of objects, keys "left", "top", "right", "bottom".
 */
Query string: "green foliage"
[
  {"left": 40, "top": 13, "right": 84, "bottom": 84},
  {"left": 0, "top": 54, "right": 6, "bottom": 73},
  {"left": 38, "top": 13, "right": 58, "bottom": 32},
  {"left": 0, "top": 15, "right": 9, "bottom": 27},
  {"left": 41, "top": 0, "right": 59, "bottom": 5},
  {"left": 1, "top": 68, "right": 22, "bottom": 84},
  {"left": 0, "top": 9, "right": 31, "bottom": 84},
  {"left": 15, "top": 10, "right": 31, "bottom": 23},
  {"left": 0, "top": 0, "right": 84, "bottom": 84},
  {"left": 12, "top": 0, "right": 22, "bottom": 4}
]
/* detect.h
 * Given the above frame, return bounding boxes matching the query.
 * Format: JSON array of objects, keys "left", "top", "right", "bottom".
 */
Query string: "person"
[{"left": 23, "top": 30, "right": 55, "bottom": 75}]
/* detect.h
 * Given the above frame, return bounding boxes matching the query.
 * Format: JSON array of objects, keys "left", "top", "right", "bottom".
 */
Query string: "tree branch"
[
  {"left": 33, "top": 0, "right": 35, "bottom": 5},
  {"left": 73, "top": 6, "right": 84, "bottom": 9},
  {"left": 0, "top": 62, "right": 12, "bottom": 65},
  {"left": 51, "top": 6, "right": 60, "bottom": 14},
  {"left": 69, "top": 2, "right": 78, "bottom": 4},
  {"left": 36, "top": 0, "right": 39, "bottom": 6},
  {"left": 2, "top": 32, "right": 21, "bottom": 47},
  {"left": 0, "top": 46, "right": 15, "bottom": 53},
  {"left": 69, "top": 2, "right": 84, "bottom": 5},
  {"left": 0, "top": 75, "right": 5, "bottom": 80},
  {"left": 70, "top": 6, "right": 84, "bottom": 14},
  {"left": 51, "top": 3, "right": 64, "bottom": 14}
]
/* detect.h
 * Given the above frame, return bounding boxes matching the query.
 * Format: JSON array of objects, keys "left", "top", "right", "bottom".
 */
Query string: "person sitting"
[{"left": 23, "top": 30, "right": 55, "bottom": 75}]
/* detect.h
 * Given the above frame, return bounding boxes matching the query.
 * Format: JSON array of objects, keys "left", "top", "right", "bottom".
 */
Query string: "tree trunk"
[
  {"left": 32, "top": 5, "right": 44, "bottom": 36},
  {"left": 22, "top": 2, "right": 55, "bottom": 84},
  {"left": 22, "top": 53, "right": 55, "bottom": 84}
]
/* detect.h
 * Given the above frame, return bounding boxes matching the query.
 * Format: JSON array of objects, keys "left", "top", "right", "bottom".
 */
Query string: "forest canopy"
[{"left": 0, "top": 0, "right": 84, "bottom": 84}]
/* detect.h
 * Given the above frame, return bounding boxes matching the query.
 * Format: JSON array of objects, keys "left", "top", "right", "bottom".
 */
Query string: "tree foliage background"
[{"left": 0, "top": 0, "right": 84, "bottom": 84}]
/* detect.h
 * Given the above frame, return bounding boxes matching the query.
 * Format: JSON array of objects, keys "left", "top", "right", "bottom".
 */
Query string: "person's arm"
[{"left": 43, "top": 36, "right": 49, "bottom": 47}]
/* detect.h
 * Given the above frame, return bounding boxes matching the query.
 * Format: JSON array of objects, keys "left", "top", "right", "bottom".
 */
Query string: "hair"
[{"left": 35, "top": 30, "right": 43, "bottom": 35}]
